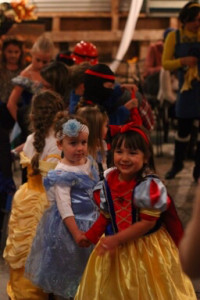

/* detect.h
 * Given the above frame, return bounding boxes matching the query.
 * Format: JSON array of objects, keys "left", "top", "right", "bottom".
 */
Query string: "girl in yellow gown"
[
  {"left": 3, "top": 90, "right": 64, "bottom": 300},
  {"left": 75, "top": 123, "right": 197, "bottom": 300}
]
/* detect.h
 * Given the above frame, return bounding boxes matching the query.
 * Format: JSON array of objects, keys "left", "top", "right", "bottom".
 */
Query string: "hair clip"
[{"left": 57, "top": 119, "right": 89, "bottom": 140}]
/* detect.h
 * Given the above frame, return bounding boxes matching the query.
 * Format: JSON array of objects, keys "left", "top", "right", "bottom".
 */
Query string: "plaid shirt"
[{"left": 138, "top": 96, "right": 155, "bottom": 131}]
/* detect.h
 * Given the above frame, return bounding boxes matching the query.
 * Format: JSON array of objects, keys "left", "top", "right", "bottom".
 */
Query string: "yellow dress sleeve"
[
  {"left": 162, "top": 31, "right": 182, "bottom": 71},
  {"left": 19, "top": 151, "right": 30, "bottom": 167},
  {"left": 19, "top": 151, "right": 60, "bottom": 177}
]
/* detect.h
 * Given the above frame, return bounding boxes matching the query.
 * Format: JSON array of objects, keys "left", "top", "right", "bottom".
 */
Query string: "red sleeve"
[
  {"left": 85, "top": 214, "right": 110, "bottom": 244},
  {"left": 130, "top": 107, "right": 143, "bottom": 126},
  {"left": 93, "top": 189, "right": 101, "bottom": 207}
]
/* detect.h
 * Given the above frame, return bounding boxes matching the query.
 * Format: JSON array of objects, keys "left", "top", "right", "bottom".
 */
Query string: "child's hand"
[
  {"left": 74, "top": 230, "right": 85, "bottom": 245},
  {"left": 124, "top": 98, "right": 138, "bottom": 110},
  {"left": 78, "top": 234, "right": 92, "bottom": 248},
  {"left": 95, "top": 236, "right": 119, "bottom": 256},
  {"left": 121, "top": 83, "right": 138, "bottom": 94}
]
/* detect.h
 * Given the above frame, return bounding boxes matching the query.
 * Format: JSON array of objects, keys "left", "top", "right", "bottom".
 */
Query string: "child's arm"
[
  {"left": 64, "top": 216, "right": 89, "bottom": 246},
  {"left": 96, "top": 218, "right": 156, "bottom": 256},
  {"left": 179, "top": 185, "right": 200, "bottom": 278},
  {"left": 84, "top": 188, "right": 111, "bottom": 244},
  {"left": 7, "top": 85, "right": 24, "bottom": 120},
  {"left": 12, "top": 143, "right": 25, "bottom": 154},
  {"left": 55, "top": 185, "right": 85, "bottom": 244},
  {"left": 85, "top": 213, "right": 110, "bottom": 244}
]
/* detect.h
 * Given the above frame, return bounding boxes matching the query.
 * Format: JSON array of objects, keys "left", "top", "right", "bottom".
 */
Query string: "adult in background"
[
  {"left": 163, "top": 1, "right": 200, "bottom": 180},
  {"left": 0, "top": 37, "right": 24, "bottom": 249},
  {"left": 142, "top": 35, "right": 163, "bottom": 108},
  {"left": 157, "top": 28, "right": 178, "bottom": 143}
]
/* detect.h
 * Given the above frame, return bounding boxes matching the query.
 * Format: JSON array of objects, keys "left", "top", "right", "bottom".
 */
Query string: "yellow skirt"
[
  {"left": 7, "top": 267, "right": 48, "bottom": 300},
  {"left": 3, "top": 182, "right": 48, "bottom": 269},
  {"left": 3, "top": 182, "right": 49, "bottom": 300},
  {"left": 75, "top": 227, "right": 196, "bottom": 300}
]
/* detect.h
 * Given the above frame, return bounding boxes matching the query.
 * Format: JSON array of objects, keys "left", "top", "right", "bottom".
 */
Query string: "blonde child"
[
  {"left": 3, "top": 90, "right": 64, "bottom": 300},
  {"left": 77, "top": 105, "right": 108, "bottom": 178},
  {"left": 25, "top": 113, "right": 99, "bottom": 299},
  {"left": 75, "top": 122, "right": 196, "bottom": 300},
  {"left": 7, "top": 34, "right": 54, "bottom": 143}
]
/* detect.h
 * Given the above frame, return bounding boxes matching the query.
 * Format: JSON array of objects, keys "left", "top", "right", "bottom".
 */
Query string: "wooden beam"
[
  {"left": 111, "top": 0, "right": 119, "bottom": 31},
  {"left": 36, "top": 12, "right": 112, "bottom": 18},
  {"left": 36, "top": 11, "right": 146, "bottom": 19},
  {"left": 52, "top": 17, "right": 60, "bottom": 31},
  {"left": 45, "top": 29, "right": 164, "bottom": 42}
]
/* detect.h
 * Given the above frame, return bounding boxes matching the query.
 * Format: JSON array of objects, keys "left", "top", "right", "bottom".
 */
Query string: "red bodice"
[{"left": 107, "top": 170, "right": 137, "bottom": 231}]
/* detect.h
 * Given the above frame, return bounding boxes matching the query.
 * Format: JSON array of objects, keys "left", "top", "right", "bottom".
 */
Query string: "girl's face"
[
  {"left": 102, "top": 119, "right": 108, "bottom": 140},
  {"left": 57, "top": 131, "right": 88, "bottom": 166},
  {"left": 185, "top": 12, "right": 200, "bottom": 33},
  {"left": 114, "top": 141, "right": 147, "bottom": 181},
  {"left": 32, "top": 51, "right": 52, "bottom": 71},
  {"left": 4, "top": 44, "right": 21, "bottom": 65}
]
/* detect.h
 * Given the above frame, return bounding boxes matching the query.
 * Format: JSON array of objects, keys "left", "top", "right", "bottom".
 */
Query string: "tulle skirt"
[
  {"left": 25, "top": 203, "right": 95, "bottom": 298},
  {"left": 75, "top": 227, "right": 196, "bottom": 300}
]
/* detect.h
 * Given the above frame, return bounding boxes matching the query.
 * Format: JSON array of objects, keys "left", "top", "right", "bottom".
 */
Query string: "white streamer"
[{"left": 109, "top": 0, "right": 144, "bottom": 72}]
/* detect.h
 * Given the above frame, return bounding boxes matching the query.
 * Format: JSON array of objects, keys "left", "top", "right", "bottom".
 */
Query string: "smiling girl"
[{"left": 75, "top": 122, "right": 196, "bottom": 300}]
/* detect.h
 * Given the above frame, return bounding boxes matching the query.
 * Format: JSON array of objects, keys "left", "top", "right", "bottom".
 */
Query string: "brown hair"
[
  {"left": 30, "top": 90, "right": 64, "bottom": 175},
  {"left": 40, "top": 61, "right": 71, "bottom": 107},
  {"left": 179, "top": 1, "right": 200, "bottom": 26},
  {"left": 1, "top": 36, "right": 24, "bottom": 68},
  {"left": 69, "top": 61, "right": 91, "bottom": 90},
  {"left": 77, "top": 105, "right": 108, "bottom": 160}
]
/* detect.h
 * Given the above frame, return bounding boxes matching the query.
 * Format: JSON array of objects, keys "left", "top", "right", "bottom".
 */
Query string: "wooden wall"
[{"left": 4, "top": 0, "right": 181, "bottom": 77}]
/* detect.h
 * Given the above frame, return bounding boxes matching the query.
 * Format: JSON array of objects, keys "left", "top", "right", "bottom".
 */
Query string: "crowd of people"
[{"left": 0, "top": 1, "right": 200, "bottom": 299}]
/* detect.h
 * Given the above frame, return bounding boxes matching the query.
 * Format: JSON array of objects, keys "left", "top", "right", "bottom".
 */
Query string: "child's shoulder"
[
  {"left": 104, "top": 167, "right": 118, "bottom": 179},
  {"left": 134, "top": 175, "right": 168, "bottom": 211},
  {"left": 55, "top": 157, "right": 91, "bottom": 172}
]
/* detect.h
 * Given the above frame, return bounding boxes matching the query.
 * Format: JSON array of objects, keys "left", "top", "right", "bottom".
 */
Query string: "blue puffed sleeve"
[
  {"left": 44, "top": 169, "right": 98, "bottom": 191},
  {"left": 134, "top": 176, "right": 168, "bottom": 212}
]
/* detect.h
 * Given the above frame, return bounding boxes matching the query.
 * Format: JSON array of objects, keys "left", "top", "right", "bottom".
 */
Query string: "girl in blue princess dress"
[
  {"left": 25, "top": 113, "right": 99, "bottom": 299},
  {"left": 75, "top": 122, "right": 196, "bottom": 300}
]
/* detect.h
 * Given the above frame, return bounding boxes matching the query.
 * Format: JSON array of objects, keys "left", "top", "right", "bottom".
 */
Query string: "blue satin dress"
[{"left": 25, "top": 160, "right": 99, "bottom": 299}]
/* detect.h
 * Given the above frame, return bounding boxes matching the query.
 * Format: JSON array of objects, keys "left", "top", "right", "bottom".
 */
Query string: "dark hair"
[
  {"left": 30, "top": 90, "right": 64, "bottom": 175},
  {"left": 179, "top": 1, "right": 200, "bottom": 25},
  {"left": 69, "top": 61, "right": 91, "bottom": 90},
  {"left": 1, "top": 36, "right": 24, "bottom": 67},
  {"left": 40, "top": 61, "right": 70, "bottom": 106},
  {"left": 111, "top": 128, "right": 156, "bottom": 180}
]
